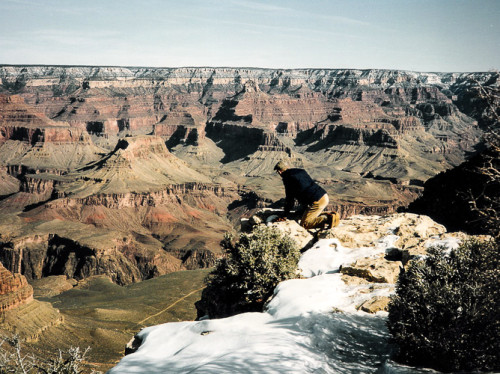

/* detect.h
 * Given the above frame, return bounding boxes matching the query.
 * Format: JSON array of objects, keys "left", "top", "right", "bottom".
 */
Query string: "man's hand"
[{"left": 275, "top": 217, "right": 286, "bottom": 222}]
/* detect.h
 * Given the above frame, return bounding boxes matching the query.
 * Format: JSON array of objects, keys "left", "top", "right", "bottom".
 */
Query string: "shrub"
[
  {"left": 0, "top": 335, "right": 97, "bottom": 374},
  {"left": 197, "top": 225, "right": 300, "bottom": 319},
  {"left": 387, "top": 239, "right": 500, "bottom": 372}
]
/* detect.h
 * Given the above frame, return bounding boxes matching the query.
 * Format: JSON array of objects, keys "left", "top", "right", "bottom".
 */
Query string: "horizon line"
[{"left": 1, "top": 63, "right": 498, "bottom": 75}]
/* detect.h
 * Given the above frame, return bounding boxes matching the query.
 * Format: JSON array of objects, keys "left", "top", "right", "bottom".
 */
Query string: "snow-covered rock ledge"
[{"left": 109, "top": 213, "right": 479, "bottom": 373}]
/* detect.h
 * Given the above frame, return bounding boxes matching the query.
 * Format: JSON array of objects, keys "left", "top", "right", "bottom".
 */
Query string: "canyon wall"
[
  {"left": 0, "top": 66, "right": 497, "bottom": 285},
  {"left": 0, "top": 262, "right": 33, "bottom": 312},
  {"left": 0, "top": 262, "right": 63, "bottom": 343}
]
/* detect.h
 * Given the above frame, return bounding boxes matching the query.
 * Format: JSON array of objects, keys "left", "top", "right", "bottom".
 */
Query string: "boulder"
[
  {"left": 244, "top": 209, "right": 314, "bottom": 251},
  {"left": 268, "top": 220, "right": 314, "bottom": 251},
  {"left": 340, "top": 274, "right": 371, "bottom": 286},
  {"left": 391, "top": 213, "right": 447, "bottom": 239},
  {"left": 390, "top": 213, "right": 448, "bottom": 263},
  {"left": 357, "top": 296, "right": 391, "bottom": 313},
  {"left": 340, "top": 255, "right": 402, "bottom": 284}
]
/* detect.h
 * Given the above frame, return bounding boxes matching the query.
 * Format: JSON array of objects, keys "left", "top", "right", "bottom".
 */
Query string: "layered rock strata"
[
  {"left": 0, "top": 133, "right": 241, "bottom": 284},
  {"left": 0, "top": 223, "right": 184, "bottom": 285},
  {"left": 0, "top": 262, "right": 33, "bottom": 312},
  {"left": 0, "top": 94, "right": 104, "bottom": 173},
  {"left": 0, "top": 66, "right": 497, "bottom": 287},
  {"left": 1, "top": 67, "right": 493, "bottom": 174},
  {"left": 0, "top": 262, "right": 63, "bottom": 343},
  {"left": 1, "top": 67, "right": 495, "bottom": 189}
]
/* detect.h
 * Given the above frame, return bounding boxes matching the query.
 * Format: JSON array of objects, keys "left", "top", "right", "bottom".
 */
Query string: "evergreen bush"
[
  {"left": 197, "top": 225, "right": 300, "bottom": 319},
  {"left": 387, "top": 239, "right": 500, "bottom": 372}
]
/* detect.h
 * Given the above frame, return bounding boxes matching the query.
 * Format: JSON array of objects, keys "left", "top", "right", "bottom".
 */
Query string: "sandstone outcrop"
[
  {"left": 0, "top": 262, "right": 33, "bottom": 312},
  {"left": 340, "top": 255, "right": 402, "bottom": 284},
  {"left": 55, "top": 135, "right": 212, "bottom": 197},
  {"left": 251, "top": 211, "right": 485, "bottom": 315},
  {"left": 0, "top": 94, "right": 67, "bottom": 129},
  {"left": 0, "top": 94, "right": 104, "bottom": 173},
  {"left": 0, "top": 262, "right": 63, "bottom": 342},
  {"left": 0, "top": 166, "right": 19, "bottom": 195},
  {"left": 357, "top": 296, "right": 391, "bottom": 313},
  {"left": 0, "top": 299, "right": 63, "bottom": 342}
]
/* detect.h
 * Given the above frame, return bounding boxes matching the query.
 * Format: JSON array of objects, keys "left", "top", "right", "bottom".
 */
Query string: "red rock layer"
[
  {"left": 0, "top": 94, "right": 67, "bottom": 128},
  {"left": 0, "top": 94, "right": 92, "bottom": 146},
  {"left": 0, "top": 262, "right": 34, "bottom": 312},
  {"left": 232, "top": 91, "right": 336, "bottom": 132},
  {"left": 0, "top": 126, "right": 91, "bottom": 145}
]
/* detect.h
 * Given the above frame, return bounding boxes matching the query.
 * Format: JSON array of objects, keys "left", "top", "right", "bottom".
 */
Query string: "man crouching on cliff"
[{"left": 274, "top": 160, "right": 337, "bottom": 230}]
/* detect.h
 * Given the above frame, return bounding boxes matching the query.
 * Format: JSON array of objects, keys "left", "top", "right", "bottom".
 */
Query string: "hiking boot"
[{"left": 326, "top": 212, "right": 340, "bottom": 229}]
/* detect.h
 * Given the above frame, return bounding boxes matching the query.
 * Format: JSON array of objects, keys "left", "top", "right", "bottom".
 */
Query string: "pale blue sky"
[{"left": 0, "top": 0, "right": 498, "bottom": 72}]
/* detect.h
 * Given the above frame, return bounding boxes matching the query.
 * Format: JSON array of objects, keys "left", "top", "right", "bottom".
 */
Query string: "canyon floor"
[{"left": 2, "top": 270, "right": 209, "bottom": 372}]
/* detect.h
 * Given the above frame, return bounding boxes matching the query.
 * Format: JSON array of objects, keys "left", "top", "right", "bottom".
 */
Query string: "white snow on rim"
[{"left": 109, "top": 231, "right": 446, "bottom": 374}]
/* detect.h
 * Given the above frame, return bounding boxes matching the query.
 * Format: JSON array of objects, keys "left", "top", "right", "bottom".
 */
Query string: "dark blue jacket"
[{"left": 281, "top": 168, "right": 327, "bottom": 214}]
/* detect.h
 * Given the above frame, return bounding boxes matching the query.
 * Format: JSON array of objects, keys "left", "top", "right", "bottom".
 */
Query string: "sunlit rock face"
[
  {"left": 1, "top": 66, "right": 494, "bottom": 186},
  {"left": 0, "top": 94, "right": 103, "bottom": 174},
  {"left": 0, "top": 134, "right": 240, "bottom": 284},
  {"left": 0, "top": 262, "right": 33, "bottom": 312},
  {"left": 0, "top": 262, "right": 63, "bottom": 342}
]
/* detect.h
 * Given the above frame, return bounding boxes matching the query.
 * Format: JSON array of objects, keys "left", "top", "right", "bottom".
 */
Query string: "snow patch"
[{"left": 109, "top": 217, "right": 450, "bottom": 373}]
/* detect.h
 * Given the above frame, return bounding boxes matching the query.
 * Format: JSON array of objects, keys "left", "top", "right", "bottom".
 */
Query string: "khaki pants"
[{"left": 300, "top": 194, "right": 329, "bottom": 230}]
